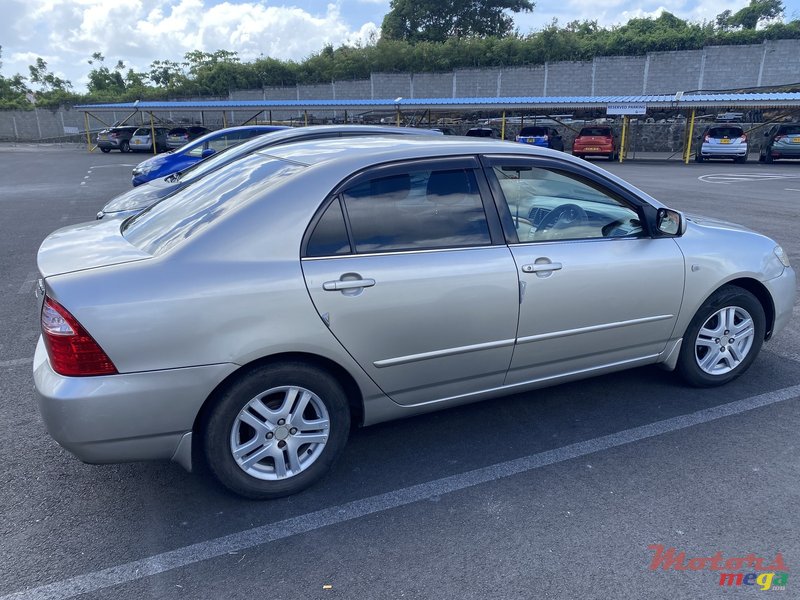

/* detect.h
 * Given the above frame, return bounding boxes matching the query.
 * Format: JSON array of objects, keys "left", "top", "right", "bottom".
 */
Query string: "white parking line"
[
  {"left": 3, "top": 382, "right": 799, "bottom": 600},
  {"left": 785, "top": 188, "right": 800, "bottom": 192},
  {"left": 699, "top": 173, "right": 800, "bottom": 185}
]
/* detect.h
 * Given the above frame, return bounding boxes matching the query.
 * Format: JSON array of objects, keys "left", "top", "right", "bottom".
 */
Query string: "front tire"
[
  {"left": 676, "top": 286, "right": 765, "bottom": 387},
  {"left": 100, "top": 147, "right": 110, "bottom": 153},
  {"left": 120, "top": 140, "right": 130, "bottom": 153},
  {"left": 203, "top": 362, "right": 351, "bottom": 499}
]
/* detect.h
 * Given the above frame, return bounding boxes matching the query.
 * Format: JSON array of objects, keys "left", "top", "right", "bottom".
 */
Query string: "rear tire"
[
  {"left": 765, "top": 153, "right": 774, "bottom": 163},
  {"left": 676, "top": 286, "right": 765, "bottom": 387},
  {"left": 202, "top": 362, "right": 350, "bottom": 499},
  {"left": 100, "top": 147, "right": 110, "bottom": 153},
  {"left": 695, "top": 154, "right": 703, "bottom": 163},
  {"left": 734, "top": 155, "right": 747, "bottom": 164}
]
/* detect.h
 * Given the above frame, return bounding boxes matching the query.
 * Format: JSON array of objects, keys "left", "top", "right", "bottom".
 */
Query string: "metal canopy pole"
[
  {"left": 619, "top": 116, "right": 629, "bottom": 163},
  {"left": 684, "top": 109, "right": 696, "bottom": 164},
  {"left": 304, "top": 110, "right": 308, "bottom": 126},
  {"left": 222, "top": 111, "right": 228, "bottom": 128},
  {"left": 501, "top": 110, "right": 506, "bottom": 140},
  {"left": 84, "top": 112, "right": 93, "bottom": 153},
  {"left": 241, "top": 111, "right": 263, "bottom": 126},
  {"left": 149, "top": 112, "right": 158, "bottom": 155}
]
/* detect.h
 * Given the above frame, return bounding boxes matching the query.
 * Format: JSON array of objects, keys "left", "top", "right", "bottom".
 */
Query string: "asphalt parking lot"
[{"left": 1, "top": 144, "right": 799, "bottom": 600}]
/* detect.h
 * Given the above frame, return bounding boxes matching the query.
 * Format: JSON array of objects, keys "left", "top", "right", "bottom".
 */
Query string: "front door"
[{"left": 484, "top": 157, "right": 685, "bottom": 385}]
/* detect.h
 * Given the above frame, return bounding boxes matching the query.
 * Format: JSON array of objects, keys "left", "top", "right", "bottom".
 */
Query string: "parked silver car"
[
  {"left": 696, "top": 125, "right": 749, "bottom": 162},
  {"left": 34, "top": 137, "right": 795, "bottom": 498},
  {"left": 97, "top": 125, "right": 443, "bottom": 220},
  {"left": 129, "top": 126, "right": 169, "bottom": 153}
]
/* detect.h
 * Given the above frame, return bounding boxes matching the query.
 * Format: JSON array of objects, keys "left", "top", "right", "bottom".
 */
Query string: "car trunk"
[{"left": 37, "top": 219, "right": 152, "bottom": 279}]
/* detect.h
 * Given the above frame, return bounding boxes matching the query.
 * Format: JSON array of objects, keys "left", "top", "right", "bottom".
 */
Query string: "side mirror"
[
  {"left": 656, "top": 208, "right": 684, "bottom": 236},
  {"left": 201, "top": 148, "right": 216, "bottom": 158}
]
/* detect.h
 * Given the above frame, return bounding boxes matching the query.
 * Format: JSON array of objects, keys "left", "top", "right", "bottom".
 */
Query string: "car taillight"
[
  {"left": 704, "top": 135, "right": 710, "bottom": 142},
  {"left": 740, "top": 133, "right": 747, "bottom": 142},
  {"left": 542, "top": 135, "right": 549, "bottom": 141},
  {"left": 41, "top": 296, "right": 117, "bottom": 377},
  {"left": 775, "top": 135, "right": 784, "bottom": 142}
]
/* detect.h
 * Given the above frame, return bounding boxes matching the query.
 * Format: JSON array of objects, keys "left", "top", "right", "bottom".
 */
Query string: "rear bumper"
[
  {"left": 699, "top": 143, "right": 747, "bottom": 157},
  {"left": 573, "top": 145, "right": 614, "bottom": 155},
  {"left": 96, "top": 140, "right": 121, "bottom": 149},
  {"left": 33, "top": 337, "right": 237, "bottom": 466},
  {"left": 770, "top": 145, "right": 800, "bottom": 158}
]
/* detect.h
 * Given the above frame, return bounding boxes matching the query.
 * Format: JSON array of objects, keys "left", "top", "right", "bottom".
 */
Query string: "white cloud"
[{"left": 1, "top": 0, "right": 379, "bottom": 90}]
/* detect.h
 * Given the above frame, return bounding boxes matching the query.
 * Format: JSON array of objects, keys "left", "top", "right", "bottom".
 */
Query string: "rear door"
[{"left": 301, "top": 157, "right": 520, "bottom": 406}]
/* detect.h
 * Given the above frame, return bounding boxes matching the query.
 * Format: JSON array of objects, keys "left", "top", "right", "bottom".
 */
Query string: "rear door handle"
[
  {"left": 323, "top": 278, "right": 376, "bottom": 291},
  {"left": 521, "top": 262, "right": 562, "bottom": 273}
]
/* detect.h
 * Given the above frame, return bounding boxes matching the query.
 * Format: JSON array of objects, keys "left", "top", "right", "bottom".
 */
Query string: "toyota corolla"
[{"left": 33, "top": 137, "right": 795, "bottom": 499}]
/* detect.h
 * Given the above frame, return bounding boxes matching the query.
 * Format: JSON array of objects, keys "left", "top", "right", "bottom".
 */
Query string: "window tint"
[
  {"left": 708, "top": 127, "right": 743, "bottom": 138},
  {"left": 519, "top": 127, "right": 548, "bottom": 136},
  {"left": 579, "top": 127, "right": 612, "bottom": 137},
  {"left": 342, "top": 168, "right": 491, "bottom": 253},
  {"left": 123, "top": 154, "right": 305, "bottom": 255},
  {"left": 169, "top": 128, "right": 188, "bottom": 136},
  {"left": 778, "top": 125, "right": 800, "bottom": 135},
  {"left": 492, "top": 165, "right": 643, "bottom": 243},
  {"left": 306, "top": 199, "right": 350, "bottom": 257}
]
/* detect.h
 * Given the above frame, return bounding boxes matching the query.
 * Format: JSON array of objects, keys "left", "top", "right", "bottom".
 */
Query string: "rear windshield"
[
  {"left": 123, "top": 154, "right": 306, "bottom": 255},
  {"left": 466, "top": 128, "right": 493, "bottom": 137},
  {"left": 169, "top": 128, "right": 188, "bottom": 135},
  {"left": 708, "top": 127, "right": 743, "bottom": 138},
  {"left": 778, "top": 125, "right": 800, "bottom": 135},
  {"left": 132, "top": 128, "right": 150, "bottom": 136},
  {"left": 579, "top": 127, "right": 612, "bottom": 137},
  {"left": 519, "top": 127, "right": 548, "bottom": 136}
]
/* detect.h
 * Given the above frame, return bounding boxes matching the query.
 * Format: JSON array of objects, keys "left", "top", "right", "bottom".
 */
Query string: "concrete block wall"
[
  {"left": 499, "top": 67, "right": 546, "bottom": 96},
  {"left": 545, "top": 61, "right": 592, "bottom": 96},
  {"left": 593, "top": 56, "right": 647, "bottom": 95},
  {"left": 454, "top": 69, "right": 500, "bottom": 97},
  {"left": 702, "top": 44, "right": 764, "bottom": 90},
  {"left": 335, "top": 80, "right": 372, "bottom": 100},
  {"left": 411, "top": 73, "right": 453, "bottom": 98},
  {"left": 371, "top": 73, "right": 412, "bottom": 99},
  {"left": 644, "top": 50, "right": 703, "bottom": 94},
  {"left": 760, "top": 39, "right": 800, "bottom": 86}
]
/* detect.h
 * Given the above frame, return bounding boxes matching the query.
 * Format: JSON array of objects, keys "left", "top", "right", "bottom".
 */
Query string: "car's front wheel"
[
  {"left": 100, "top": 147, "right": 110, "bottom": 153},
  {"left": 676, "top": 286, "right": 765, "bottom": 387},
  {"left": 120, "top": 140, "right": 130, "bottom": 153},
  {"left": 203, "top": 362, "right": 350, "bottom": 499}
]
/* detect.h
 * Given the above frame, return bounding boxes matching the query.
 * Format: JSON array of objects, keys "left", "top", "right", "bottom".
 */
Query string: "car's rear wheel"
[
  {"left": 735, "top": 155, "right": 747, "bottom": 163},
  {"left": 676, "top": 286, "right": 765, "bottom": 387},
  {"left": 765, "top": 153, "right": 774, "bottom": 163},
  {"left": 120, "top": 140, "right": 130, "bottom": 153},
  {"left": 203, "top": 362, "right": 350, "bottom": 499},
  {"left": 100, "top": 147, "right": 110, "bottom": 153},
  {"left": 695, "top": 153, "right": 703, "bottom": 163}
]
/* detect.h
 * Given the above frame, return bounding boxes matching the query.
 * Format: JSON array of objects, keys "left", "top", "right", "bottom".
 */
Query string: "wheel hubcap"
[
  {"left": 695, "top": 306, "right": 755, "bottom": 375},
  {"left": 230, "top": 386, "right": 330, "bottom": 481}
]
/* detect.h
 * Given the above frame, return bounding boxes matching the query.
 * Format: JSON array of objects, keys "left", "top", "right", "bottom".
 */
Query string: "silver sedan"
[{"left": 34, "top": 137, "right": 796, "bottom": 498}]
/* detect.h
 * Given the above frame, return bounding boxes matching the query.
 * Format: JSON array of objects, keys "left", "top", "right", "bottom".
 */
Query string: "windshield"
[
  {"left": 708, "top": 127, "right": 743, "bottom": 138},
  {"left": 123, "top": 154, "right": 306, "bottom": 255},
  {"left": 519, "top": 127, "right": 548, "bottom": 136}
]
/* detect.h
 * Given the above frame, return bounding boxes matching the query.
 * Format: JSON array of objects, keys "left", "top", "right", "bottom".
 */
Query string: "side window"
[
  {"left": 492, "top": 166, "right": 643, "bottom": 243},
  {"left": 306, "top": 199, "right": 351, "bottom": 257},
  {"left": 207, "top": 132, "right": 243, "bottom": 152},
  {"left": 341, "top": 168, "right": 491, "bottom": 253}
]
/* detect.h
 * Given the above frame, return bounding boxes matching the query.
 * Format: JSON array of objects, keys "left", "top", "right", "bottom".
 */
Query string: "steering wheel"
[{"left": 536, "top": 203, "right": 589, "bottom": 233}]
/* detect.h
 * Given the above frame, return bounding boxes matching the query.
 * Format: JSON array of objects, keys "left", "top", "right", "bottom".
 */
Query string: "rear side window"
[
  {"left": 340, "top": 168, "right": 491, "bottom": 254},
  {"left": 123, "top": 154, "right": 305, "bottom": 255},
  {"left": 306, "top": 199, "right": 350, "bottom": 257},
  {"left": 708, "top": 127, "right": 743, "bottom": 138}
]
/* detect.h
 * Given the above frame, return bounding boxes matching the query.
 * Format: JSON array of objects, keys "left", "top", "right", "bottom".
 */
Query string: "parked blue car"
[{"left": 130, "top": 125, "right": 288, "bottom": 186}]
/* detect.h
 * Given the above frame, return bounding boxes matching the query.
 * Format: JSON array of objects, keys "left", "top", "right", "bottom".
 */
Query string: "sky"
[{"left": 2, "top": 0, "right": 799, "bottom": 91}]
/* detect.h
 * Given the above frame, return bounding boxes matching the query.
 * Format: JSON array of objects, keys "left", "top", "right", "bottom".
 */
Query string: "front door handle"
[
  {"left": 521, "top": 262, "right": 562, "bottom": 273},
  {"left": 323, "top": 278, "right": 376, "bottom": 291}
]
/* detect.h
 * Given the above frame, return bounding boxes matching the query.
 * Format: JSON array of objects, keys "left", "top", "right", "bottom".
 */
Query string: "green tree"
[
  {"left": 86, "top": 53, "right": 126, "bottom": 93},
  {"left": 28, "top": 57, "right": 71, "bottom": 92},
  {"left": 729, "top": 0, "right": 784, "bottom": 30},
  {"left": 382, "top": 0, "right": 535, "bottom": 42}
]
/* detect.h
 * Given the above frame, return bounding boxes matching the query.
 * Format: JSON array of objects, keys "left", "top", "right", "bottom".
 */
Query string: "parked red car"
[{"left": 572, "top": 126, "right": 617, "bottom": 161}]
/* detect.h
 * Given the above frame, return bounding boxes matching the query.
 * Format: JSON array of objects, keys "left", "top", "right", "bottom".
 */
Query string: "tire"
[
  {"left": 608, "top": 152, "right": 616, "bottom": 161},
  {"left": 120, "top": 140, "right": 130, "bottom": 153},
  {"left": 676, "top": 286, "right": 765, "bottom": 387},
  {"left": 734, "top": 155, "right": 747, "bottom": 164},
  {"left": 695, "top": 154, "right": 703, "bottom": 163},
  {"left": 202, "top": 362, "right": 351, "bottom": 499},
  {"left": 100, "top": 147, "right": 110, "bottom": 153},
  {"left": 765, "top": 152, "right": 774, "bottom": 164}
]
